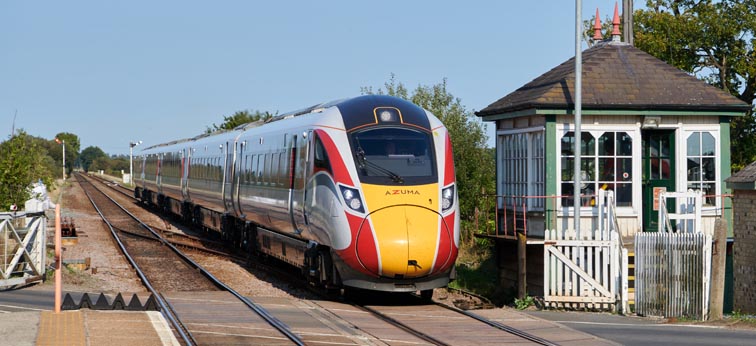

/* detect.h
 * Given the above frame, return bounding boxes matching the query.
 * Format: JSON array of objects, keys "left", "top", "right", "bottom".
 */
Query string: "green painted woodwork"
[
  {"left": 545, "top": 115, "right": 557, "bottom": 230},
  {"left": 480, "top": 109, "right": 744, "bottom": 122},
  {"left": 720, "top": 117, "right": 733, "bottom": 237}
]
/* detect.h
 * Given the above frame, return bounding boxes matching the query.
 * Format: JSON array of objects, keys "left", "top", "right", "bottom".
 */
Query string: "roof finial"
[
  {"left": 612, "top": 2, "right": 621, "bottom": 42},
  {"left": 593, "top": 8, "right": 603, "bottom": 41}
]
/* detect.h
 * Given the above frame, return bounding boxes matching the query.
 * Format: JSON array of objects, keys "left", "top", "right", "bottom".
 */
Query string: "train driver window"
[{"left": 313, "top": 135, "right": 332, "bottom": 174}]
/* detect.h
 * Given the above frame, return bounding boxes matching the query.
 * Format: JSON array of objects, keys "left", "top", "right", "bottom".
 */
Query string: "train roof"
[{"left": 139, "top": 95, "right": 431, "bottom": 152}]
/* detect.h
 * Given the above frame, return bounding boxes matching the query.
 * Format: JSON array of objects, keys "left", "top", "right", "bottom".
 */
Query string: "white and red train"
[{"left": 134, "top": 95, "right": 459, "bottom": 294}]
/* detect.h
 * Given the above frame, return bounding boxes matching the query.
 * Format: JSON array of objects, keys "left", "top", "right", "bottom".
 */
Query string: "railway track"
[
  {"left": 76, "top": 173, "right": 305, "bottom": 345},
  {"left": 79, "top": 173, "right": 563, "bottom": 345},
  {"left": 86, "top": 174, "right": 245, "bottom": 260}
]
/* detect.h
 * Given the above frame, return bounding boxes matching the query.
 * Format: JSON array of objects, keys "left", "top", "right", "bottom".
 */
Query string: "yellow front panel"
[{"left": 361, "top": 184, "right": 440, "bottom": 277}]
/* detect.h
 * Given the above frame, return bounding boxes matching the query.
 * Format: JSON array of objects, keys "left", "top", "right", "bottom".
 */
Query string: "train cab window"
[
  {"left": 313, "top": 135, "right": 332, "bottom": 174},
  {"left": 350, "top": 127, "right": 436, "bottom": 185}
]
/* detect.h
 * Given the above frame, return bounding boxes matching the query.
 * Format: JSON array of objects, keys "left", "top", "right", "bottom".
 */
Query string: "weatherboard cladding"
[{"left": 476, "top": 41, "right": 751, "bottom": 117}]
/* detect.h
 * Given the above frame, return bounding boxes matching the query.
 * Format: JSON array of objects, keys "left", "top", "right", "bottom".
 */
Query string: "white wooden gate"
[
  {"left": 543, "top": 228, "right": 623, "bottom": 311},
  {"left": 1, "top": 212, "right": 48, "bottom": 287}
]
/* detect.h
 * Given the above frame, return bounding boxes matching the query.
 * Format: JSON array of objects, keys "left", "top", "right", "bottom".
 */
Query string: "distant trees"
[
  {"left": 0, "top": 130, "right": 56, "bottom": 210},
  {"left": 41, "top": 132, "right": 80, "bottom": 178},
  {"left": 79, "top": 146, "right": 107, "bottom": 172},
  {"left": 632, "top": 0, "right": 756, "bottom": 170},
  {"left": 206, "top": 110, "right": 274, "bottom": 133},
  {"left": 362, "top": 76, "right": 496, "bottom": 243}
]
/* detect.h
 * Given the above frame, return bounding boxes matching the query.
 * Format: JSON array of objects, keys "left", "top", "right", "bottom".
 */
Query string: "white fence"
[
  {"left": 543, "top": 190, "right": 628, "bottom": 312},
  {"left": 634, "top": 232, "right": 712, "bottom": 320},
  {"left": 543, "top": 228, "right": 626, "bottom": 311},
  {"left": 658, "top": 190, "right": 703, "bottom": 234},
  {"left": 1, "top": 212, "right": 48, "bottom": 287}
]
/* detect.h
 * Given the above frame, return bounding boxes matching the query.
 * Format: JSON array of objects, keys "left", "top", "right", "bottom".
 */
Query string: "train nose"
[{"left": 356, "top": 206, "right": 452, "bottom": 278}]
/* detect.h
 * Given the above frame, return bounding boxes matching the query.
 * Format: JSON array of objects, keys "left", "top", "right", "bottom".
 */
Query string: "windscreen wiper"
[{"left": 356, "top": 148, "right": 404, "bottom": 184}]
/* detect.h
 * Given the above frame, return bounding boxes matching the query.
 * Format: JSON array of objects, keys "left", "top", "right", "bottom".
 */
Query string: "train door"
[
  {"left": 289, "top": 134, "right": 303, "bottom": 232},
  {"left": 156, "top": 153, "right": 163, "bottom": 193},
  {"left": 233, "top": 141, "right": 244, "bottom": 216},
  {"left": 179, "top": 149, "right": 187, "bottom": 200},
  {"left": 222, "top": 141, "right": 237, "bottom": 215},
  {"left": 181, "top": 148, "right": 189, "bottom": 200},
  {"left": 290, "top": 131, "right": 311, "bottom": 232}
]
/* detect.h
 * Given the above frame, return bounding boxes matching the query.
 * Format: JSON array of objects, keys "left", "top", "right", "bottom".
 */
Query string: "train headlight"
[
  {"left": 442, "top": 185, "right": 455, "bottom": 213},
  {"left": 339, "top": 185, "right": 365, "bottom": 213}
]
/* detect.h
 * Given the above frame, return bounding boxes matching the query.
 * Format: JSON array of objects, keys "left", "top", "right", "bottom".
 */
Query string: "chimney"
[
  {"left": 623, "top": 0, "right": 634, "bottom": 45},
  {"left": 611, "top": 2, "right": 621, "bottom": 42},
  {"left": 593, "top": 9, "right": 603, "bottom": 41}
]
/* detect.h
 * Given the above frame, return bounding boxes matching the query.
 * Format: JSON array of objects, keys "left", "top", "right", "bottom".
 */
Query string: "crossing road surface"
[{"left": 526, "top": 310, "right": 756, "bottom": 346}]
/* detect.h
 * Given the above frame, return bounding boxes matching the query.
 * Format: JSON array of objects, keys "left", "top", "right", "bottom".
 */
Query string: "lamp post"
[
  {"left": 62, "top": 140, "right": 66, "bottom": 182},
  {"left": 55, "top": 138, "right": 65, "bottom": 181},
  {"left": 129, "top": 140, "right": 142, "bottom": 186}
]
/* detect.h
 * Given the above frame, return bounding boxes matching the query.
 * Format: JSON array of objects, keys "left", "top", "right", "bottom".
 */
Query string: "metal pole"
[
  {"left": 129, "top": 141, "right": 141, "bottom": 186},
  {"left": 62, "top": 140, "right": 66, "bottom": 182},
  {"left": 54, "top": 204, "right": 61, "bottom": 313},
  {"left": 574, "top": 0, "right": 583, "bottom": 235},
  {"left": 130, "top": 144, "right": 133, "bottom": 186}
]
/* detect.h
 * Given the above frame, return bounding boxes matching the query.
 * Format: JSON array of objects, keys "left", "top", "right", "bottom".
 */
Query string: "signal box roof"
[{"left": 476, "top": 41, "right": 751, "bottom": 117}]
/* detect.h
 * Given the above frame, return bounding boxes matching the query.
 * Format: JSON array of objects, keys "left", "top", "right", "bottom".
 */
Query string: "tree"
[
  {"left": 79, "top": 146, "right": 107, "bottom": 172},
  {"left": 206, "top": 110, "right": 274, "bottom": 133},
  {"left": 633, "top": 0, "right": 756, "bottom": 170},
  {"left": 362, "top": 75, "right": 496, "bottom": 242},
  {"left": 0, "top": 130, "right": 56, "bottom": 210},
  {"left": 42, "top": 132, "right": 81, "bottom": 178}
]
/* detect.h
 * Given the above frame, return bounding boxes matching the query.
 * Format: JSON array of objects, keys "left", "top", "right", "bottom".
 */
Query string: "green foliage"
[
  {"left": 79, "top": 146, "right": 107, "bottom": 172},
  {"left": 514, "top": 295, "right": 535, "bottom": 310},
  {"left": 362, "top": 75, "right": 496, "bottom": 242},
  {"left": 206, "top": 110, "right": 274, "bottom": 133},
  {"left": 448, "top": 242, "right": 508, "bottom": 306},
  {"left": 0, "top": 130, "right": 56, "bottom": 210},
  {"left": 730, "top": 310, "right": 756, "bottom": 323},
  {"left": 633, "top": 0, "right": 756, "bottom": 170}
]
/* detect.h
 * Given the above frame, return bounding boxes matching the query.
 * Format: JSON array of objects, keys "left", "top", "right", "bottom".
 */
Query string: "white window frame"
[
  {"left": 497, "top": 127, "right": 545, "bottom": 211},
  {"left": 681, "top": 128, "right": 721, "bottom": 213},
  {"left": 556, "top": 125, "right": 641, "bottom": 215}
]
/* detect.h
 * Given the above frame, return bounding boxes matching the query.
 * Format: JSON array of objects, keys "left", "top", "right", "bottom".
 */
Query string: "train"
[{"left": 134, "top": 95, "right": 459, "bottom": 295}]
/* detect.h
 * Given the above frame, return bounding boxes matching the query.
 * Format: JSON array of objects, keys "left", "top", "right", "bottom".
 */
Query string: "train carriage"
[{"left": 135, "top": 95, "right": 459, "bottom": 293}]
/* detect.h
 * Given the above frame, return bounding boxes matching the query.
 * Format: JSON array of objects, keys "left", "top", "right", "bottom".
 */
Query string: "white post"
[{"left": 129, "top": 141, "right": 141, "bottom": 186}]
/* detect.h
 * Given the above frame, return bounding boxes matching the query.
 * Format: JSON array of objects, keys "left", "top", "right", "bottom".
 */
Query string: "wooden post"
[
  {"left": 518, "top": 232, "right": 527, "bottom": 299},
  {"left": 54, "top": 204, "right": 62, "bottom": 313},
  {"left": 709, "top": 218, "right": 727, "bottom": 320}
]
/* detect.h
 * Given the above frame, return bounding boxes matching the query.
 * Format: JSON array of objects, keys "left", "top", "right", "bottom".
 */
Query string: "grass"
[{"left": 449, "top": 239, "right": 515, "bottom": 307}]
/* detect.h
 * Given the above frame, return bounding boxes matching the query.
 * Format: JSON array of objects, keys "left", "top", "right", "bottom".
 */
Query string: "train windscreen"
[{"left": 350, "top": 127, "right": 437, "bottom": 185}]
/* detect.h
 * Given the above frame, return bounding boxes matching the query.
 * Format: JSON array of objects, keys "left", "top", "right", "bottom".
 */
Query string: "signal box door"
[{"left": 642, "top": 130, "right": 676, "bottom": 232}]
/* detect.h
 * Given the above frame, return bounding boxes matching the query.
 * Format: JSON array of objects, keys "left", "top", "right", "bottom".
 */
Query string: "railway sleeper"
[{"left": 139, "top": 189, "right": 341, "bottom": 292}]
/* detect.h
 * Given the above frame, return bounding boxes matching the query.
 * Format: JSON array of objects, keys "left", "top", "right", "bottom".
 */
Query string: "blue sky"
[{"left": 1, "top": 1, "right": 639, "bottom": 155}]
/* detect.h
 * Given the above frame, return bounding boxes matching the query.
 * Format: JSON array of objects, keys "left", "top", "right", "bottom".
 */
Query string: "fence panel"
[{"left": 634, "top": 232, "right": 711, "bottom": 320}]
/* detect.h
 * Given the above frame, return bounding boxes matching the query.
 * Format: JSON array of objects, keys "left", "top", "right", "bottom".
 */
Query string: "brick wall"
[{"left": 733, "top": 189, "right": 756, "bottom": 314}]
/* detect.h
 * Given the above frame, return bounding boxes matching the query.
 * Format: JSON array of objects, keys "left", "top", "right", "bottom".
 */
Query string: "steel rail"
[
  {"left": 356, "top": 304, "right": 451, "bottom": 346},
  {"left": 77, "top": 175, "right": 196, "bottom": 346},
  {"left": 434, "top": 302, "right": 559, "bottom": 346},
  {"left": 77, "top": 173, "right": 306, "bottom": 346}
]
